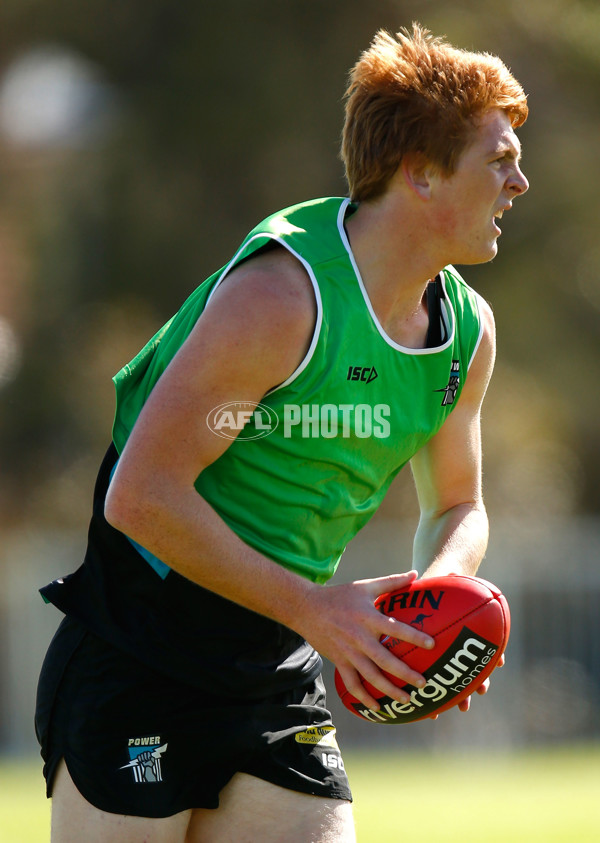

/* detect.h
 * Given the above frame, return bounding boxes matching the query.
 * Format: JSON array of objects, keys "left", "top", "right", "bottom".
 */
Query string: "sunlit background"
[{"left": 0, "top": 0, "right": 599, "bottom": 798}]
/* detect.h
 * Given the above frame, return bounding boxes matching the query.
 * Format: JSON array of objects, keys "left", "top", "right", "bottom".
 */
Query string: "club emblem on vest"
[
  {"left": 435, "top": 359, "right": 460, "bottom": 406},
  {"left": 120, "top": 736, "right": 167, "bottom": 783}
]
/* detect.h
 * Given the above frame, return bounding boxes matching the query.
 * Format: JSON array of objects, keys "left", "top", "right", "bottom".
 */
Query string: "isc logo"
[
  {"left": 347, "top": 365, "right": 378, "bottom": 383},
  {"left": 321, "top": 753, "right": 345, "bottom": 771},
  {"left": 206, "top": 401, "right": 278, "bottom": 440}
]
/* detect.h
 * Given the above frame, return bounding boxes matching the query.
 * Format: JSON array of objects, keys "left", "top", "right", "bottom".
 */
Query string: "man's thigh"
[
  {"left": 187, "top": 771, "right": 356, "bottom": 843},
  {"left": 52, "top": 761, "right": 355, "bottom": 843},
  {"left": 51, "top": 759, "right": 192, "bottom": 843}
]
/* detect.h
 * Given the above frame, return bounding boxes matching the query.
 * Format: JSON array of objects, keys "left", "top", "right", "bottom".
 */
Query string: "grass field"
[
  {"left": 349, "top": 746, "right": 600, "bottom": 842},
  {"left": 2, "top": 746, "right": 598, "bottom": 842}
]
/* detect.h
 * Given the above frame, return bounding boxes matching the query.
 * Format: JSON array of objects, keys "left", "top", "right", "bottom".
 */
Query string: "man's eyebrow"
[{"left": 491, "top": 137, "right": 522, "bottom": 160}]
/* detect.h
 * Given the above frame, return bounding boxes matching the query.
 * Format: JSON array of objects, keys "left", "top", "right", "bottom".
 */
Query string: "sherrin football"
[{"left": 334, "top": 574, "right": 510, "bottom": 724}]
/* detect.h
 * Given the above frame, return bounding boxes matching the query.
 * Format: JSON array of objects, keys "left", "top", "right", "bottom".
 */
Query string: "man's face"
[{"left": 431, "top": 108, "right": 529, "bottom": 265}]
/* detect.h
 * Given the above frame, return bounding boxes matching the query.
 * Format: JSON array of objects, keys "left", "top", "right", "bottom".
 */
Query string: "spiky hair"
[{"left": 341, "top": 23, "right": 528, "bottom": 201}]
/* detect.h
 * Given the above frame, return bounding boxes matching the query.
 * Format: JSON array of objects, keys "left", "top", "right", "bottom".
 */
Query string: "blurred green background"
[{"left": 0, "top": 0, "right": 598, "bottom": 837}]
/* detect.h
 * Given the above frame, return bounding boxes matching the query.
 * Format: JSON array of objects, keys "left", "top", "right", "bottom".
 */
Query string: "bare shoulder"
[
  {"left": 208, "top": 243, "right": 317, "bottom": 336},
  {"left": 474, "top": 295, "right": 496, "bottom": 369},
  {"left": 464, "top": 295, "right": 496, "bottom": 406},
  {"left": 192, "top": 242, "right": 318, "bottom": 393},
  {"left": 477, "top": 295, "right": 496, "bottom": 338}
]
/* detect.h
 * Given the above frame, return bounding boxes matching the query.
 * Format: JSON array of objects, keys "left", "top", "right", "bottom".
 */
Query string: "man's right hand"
[{"left": 291, "top": 571, "right": 435, "bottom": 710}]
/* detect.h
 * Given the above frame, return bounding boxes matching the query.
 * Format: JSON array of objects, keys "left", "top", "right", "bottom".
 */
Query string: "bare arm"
[
  {"left": 410, "top": 297, "right": 496, "bottom": 578},
  {"left": 410, "top": 298, "right": 497, "bottom": 711},
  {"left": 106, "top": 247, "right": 318, "bottom": 615},
  {"left": 105, "top": 246, "right": 433, "bottom": 709}
]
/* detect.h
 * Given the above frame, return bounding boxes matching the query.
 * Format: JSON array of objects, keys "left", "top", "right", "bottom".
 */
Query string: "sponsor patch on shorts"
[{"left": 294, "top": 726, "right": 339, "bottom": 749}]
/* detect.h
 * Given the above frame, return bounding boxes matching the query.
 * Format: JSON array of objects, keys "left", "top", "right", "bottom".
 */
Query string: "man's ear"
[{"left": 401, "top": 152, "right": 434, "bottom": 200}]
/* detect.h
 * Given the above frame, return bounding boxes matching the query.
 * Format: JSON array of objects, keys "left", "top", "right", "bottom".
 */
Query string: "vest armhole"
[
  {"left": 467, "top": 292, "right": 485, "bottom": 372},
  {"left": 206, "top": 234, "right": 324, "bottom": 396}
]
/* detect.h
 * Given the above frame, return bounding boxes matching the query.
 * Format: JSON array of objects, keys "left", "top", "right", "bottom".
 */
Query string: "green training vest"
[{"left": 112, "top": 197, "right": 483, "bottom": 583}]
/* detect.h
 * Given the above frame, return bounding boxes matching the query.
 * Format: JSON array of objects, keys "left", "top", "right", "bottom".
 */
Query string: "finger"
[
  {"left": 357, "top": 570, "right": 419, "bottom": 598},
  {"left": 339, "top": 637, "right": 430, "bottom": 708},
  {"left": 337, "top": 662, "right": 413, "bottom": 710},
  {"left": 458, "top": 696, "right": 471, "bottom": 712},
  {"left": 475, "top": 677, "right": 490, "bottom": 696},
  {"left": 338, "top": 665, "right": 381, "bottom": 710},
  {"left": 378, "top": 615, "right": 435, "bottom": 650},
  {"left": 360, "top": 636, "right": 429, "bottom": 690}
]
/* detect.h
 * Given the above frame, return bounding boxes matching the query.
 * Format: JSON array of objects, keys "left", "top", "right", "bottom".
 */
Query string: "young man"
[{"left": 36, "top": 24, "right": 529, "bottom": 843}]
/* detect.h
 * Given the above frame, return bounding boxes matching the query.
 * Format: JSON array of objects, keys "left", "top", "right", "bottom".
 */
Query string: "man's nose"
[{"left": 509, "top": 164, "right": 529, "bottom": 196}]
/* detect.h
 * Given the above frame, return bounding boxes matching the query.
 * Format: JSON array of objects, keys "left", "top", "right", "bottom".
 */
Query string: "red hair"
[{"left": 341, "top": 23, "right": 529, "bottom": 201}]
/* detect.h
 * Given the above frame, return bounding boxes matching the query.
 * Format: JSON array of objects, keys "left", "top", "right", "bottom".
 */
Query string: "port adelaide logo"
[
  {"left": 120, "top": 736, "right": 168, "bottom": 783},
  {"left": 435, "top": 359, "right": 460, "bottom": 406}
]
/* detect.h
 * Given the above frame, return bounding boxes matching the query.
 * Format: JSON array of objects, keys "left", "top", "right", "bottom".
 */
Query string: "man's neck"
[{"left": 344, "top": 198, "right": 445, "bottom": 348}]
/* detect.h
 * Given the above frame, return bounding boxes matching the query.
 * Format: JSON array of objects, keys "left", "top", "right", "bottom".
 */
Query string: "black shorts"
[{"left": 35, "top": 616, "right": 352, "bottom": 818}]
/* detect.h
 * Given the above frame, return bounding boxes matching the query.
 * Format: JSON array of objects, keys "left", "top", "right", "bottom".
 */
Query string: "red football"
[{"left": 334, "top": 574, "right": 510, "bottom": 724}]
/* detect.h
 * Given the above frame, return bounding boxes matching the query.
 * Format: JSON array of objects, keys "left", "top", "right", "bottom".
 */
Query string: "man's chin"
[{"left": 455, "top": 243, "right": 499, "bottom": 266}]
